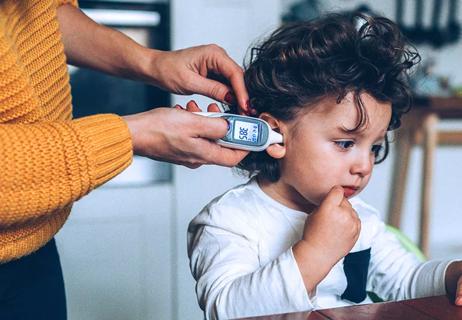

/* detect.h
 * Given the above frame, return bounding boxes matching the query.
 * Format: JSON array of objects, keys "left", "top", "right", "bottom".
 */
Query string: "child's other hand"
[
  {"left": 455, "top": 276, "right": 462, "bottom": 306},
  {"left": 293, "top": 185, "right": 361, "bottom": 292},
  {"left": 445, "top": 261, "right": 462, "bottom": 306}
]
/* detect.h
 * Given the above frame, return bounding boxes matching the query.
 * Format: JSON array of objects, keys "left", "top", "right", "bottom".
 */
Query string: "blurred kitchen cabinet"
[{"left": 56, "top": 182, "right": 173, "bottom": 320}]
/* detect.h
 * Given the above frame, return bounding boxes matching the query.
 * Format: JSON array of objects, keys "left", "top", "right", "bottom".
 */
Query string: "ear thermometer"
[{"left": 194, "top": 112, "right": 283, "bottom": 151}]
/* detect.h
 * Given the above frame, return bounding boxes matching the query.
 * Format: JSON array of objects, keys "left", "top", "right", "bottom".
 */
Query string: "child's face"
[{"left": 264, "top": 92, "right": 391, "bottom": 212}]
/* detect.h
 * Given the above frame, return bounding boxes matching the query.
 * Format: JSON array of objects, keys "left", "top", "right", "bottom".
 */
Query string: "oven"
[
  {"left": 69, "top": 0, "right": 171, "bottom": 185},
  {"left": 70, "top": 0, "right": 170, "bottom": 118}
]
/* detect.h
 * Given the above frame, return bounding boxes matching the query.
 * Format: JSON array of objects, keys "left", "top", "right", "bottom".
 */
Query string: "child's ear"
[{"left": 259, "top": 113, "right": 286, "bottom": 159}]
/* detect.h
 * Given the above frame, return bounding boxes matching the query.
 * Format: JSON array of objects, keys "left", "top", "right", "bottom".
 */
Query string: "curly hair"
[{"left": 235, "top": 13, "right": 420, "bottom": 182}]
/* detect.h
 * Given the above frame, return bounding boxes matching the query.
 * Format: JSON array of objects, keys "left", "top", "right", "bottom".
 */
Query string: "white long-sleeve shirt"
[{"left": 187, "top": 178, "right": 452, "bottom": 320}]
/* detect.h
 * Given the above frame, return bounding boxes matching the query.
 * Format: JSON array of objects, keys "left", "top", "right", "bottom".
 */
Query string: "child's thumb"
[{"left": 319, "top": 186, "right": 345, "bottom": 209}]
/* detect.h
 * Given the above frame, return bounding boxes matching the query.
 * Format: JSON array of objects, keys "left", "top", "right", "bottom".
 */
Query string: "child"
[{"left": 187, "top": 13, "right": 462, "bottom": 319}]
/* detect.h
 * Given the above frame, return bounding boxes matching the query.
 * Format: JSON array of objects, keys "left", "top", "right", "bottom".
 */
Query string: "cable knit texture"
[{"left": 0, "top": 0, "right": 133, "bottom": 262}]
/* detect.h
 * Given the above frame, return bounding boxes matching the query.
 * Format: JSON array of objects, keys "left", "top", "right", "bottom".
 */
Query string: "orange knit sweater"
[{"left": 0, "top": 0, "right": 133, "bottom": 262}]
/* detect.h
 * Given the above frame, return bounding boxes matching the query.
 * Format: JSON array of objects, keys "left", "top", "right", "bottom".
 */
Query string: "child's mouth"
[{"left": 342, "top": 186, "right": 359, "bottom": 197}]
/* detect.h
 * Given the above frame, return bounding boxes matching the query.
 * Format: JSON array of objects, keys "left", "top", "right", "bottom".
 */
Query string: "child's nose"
[{"left": 350, "top": 153, "right": 373, "bottom": 177}]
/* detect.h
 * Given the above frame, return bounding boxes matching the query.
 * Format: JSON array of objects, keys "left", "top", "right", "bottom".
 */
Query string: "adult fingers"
[
  {"left": 187, "top": 72, "right": 233, "bottom": 106},
  {"left": 187, "top": 102, "right": 220, "bottom": 113},
  {"left": 212, "top": 148, "right": 248, "bottom": 167},
  {"left": 211, "top": 49, "right": 249, "bottom": 113},
  {"left": 197, "top": 140, "right": 249, "bottom": 167},
  {"left": 183, "top": 162, "right": 202, "bottom": 169},
  {"left": 186, "top": 100, "right": 202, "bottom": 112},
  {"left": 207, "top": 103, "right": 221, "bottom": 112},
  {"left": 190, "top": 44, "right": 249, "bottom": 112},
  {"left": 193, "top": 114, "right": 229, "bottom": 140}
]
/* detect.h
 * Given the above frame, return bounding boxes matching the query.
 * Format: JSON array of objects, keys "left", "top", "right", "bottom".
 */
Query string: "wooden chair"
[{"left": 387, "top": 96, "right": 462, "bottom": 257}]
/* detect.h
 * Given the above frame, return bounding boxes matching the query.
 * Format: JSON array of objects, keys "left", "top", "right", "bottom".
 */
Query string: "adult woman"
[{"left": 0, "top": 1, "right": 249, "bottom": 318}]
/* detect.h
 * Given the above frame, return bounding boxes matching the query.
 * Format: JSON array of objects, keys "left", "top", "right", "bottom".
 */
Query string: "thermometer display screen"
[{"left": 233, "top": 120, "right": 259, "bottom": 143}]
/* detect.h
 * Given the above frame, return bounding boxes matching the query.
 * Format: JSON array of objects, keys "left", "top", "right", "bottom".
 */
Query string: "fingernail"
[
  {"left": 245, "top": 100, "right": 258, "bottom": 115},
  {"left": 224, "top": 92, "right": 234, "bottom": 104},
  {"left": 244, "top": 100, "right": 251, "bottom": 115}
]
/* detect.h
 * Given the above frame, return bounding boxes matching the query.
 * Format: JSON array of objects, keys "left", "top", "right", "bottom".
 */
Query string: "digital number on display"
[{"left": 233, "top": 120, "right": 259, "bottom": 143}]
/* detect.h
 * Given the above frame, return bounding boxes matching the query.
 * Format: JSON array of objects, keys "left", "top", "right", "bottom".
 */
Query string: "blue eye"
[
  {"left": 335, "top": 140, "right": 355, "bottom": 149},
  {"left": 371, "top": 144, "right": 383, "bottom": 157}
]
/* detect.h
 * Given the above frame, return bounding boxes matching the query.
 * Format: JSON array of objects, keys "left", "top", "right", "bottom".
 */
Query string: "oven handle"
[{"left": 82, "top": 9, "right": 161, "bottom": 27}]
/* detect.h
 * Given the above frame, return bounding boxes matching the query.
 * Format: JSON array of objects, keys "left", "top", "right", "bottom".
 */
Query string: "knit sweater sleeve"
[
  {"left": 0, "top": 114, "right": 133, "bottom": 227},
  {"left": 56, "top": 0, "right": 78, "bottom": 7}
]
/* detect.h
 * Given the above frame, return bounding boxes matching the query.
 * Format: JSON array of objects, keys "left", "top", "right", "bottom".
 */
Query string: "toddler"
[{"left": 187, "top": 13, "right": 462, "bottom": 319}]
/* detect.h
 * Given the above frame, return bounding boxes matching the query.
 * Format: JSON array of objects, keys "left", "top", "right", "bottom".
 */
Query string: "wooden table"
[{"left": 238, "top": 295, "right": 462, "bottom": 320}]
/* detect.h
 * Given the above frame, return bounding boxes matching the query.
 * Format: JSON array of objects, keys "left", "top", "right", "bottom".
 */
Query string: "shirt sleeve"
[
  {"left": 0, "top": 114, "right": 132, "bottom": 227},
  {"left": 367, "top": 216, "right": 453, "bottom": 300},
  {"left": 188, "top": 213, "right": 313, "bottom": 320}
]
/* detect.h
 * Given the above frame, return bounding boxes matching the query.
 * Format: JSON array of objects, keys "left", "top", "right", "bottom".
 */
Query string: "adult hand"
[
  {"left": 123, "top": 107, "right": 249, "bottom": 168},
  {"left": 144, "top": 45, "right": 250, "bottom": 114},
  {"left": 174, "top": 100, "right": 221, "bottom": 113},
  {"left": 57, "top": 6, "right": 249, "bottom": 113}
]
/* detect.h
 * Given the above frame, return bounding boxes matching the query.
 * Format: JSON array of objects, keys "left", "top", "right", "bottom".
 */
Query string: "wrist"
[
  {"left": 293, "top": 239, "right": 337, "bottom": 292},
  {"left": 115, "top": 38, "right": 157, "bottom": 82},
  {"left": 131, "top": 47, "right": 163, "bottom": 85},
  {"left": 122, "top": 113, "right": 143, "bottom": 156},
  {"left": 122, "top": 108, "right": 168, "bottom": 158}
]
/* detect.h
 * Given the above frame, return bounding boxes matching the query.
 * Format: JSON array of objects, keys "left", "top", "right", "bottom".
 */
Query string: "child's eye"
[
  {"left": 371, "top": 144, "right": 383, "bottom": 157},
  {"left": 335, "top": 140, "right": 355, "bottom": 150}
]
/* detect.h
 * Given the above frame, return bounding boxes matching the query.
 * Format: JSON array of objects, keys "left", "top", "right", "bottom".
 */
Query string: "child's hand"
[
  {"left": 303, "top": 185, "right": 361, "bottom": 264},
  {"left": 455, "top": 276, "right": 462, "bottom": 306},
  {"left": 445, "top": 261, "right": 462, "bottom": 305},
  {"left": 293, "top": 185, "right": 361, "bottom": 292}
]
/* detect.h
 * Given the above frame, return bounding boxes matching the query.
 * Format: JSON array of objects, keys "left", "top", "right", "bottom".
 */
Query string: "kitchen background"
[{"left": 55, "top": 0, "right": 462, "bottom": 319}]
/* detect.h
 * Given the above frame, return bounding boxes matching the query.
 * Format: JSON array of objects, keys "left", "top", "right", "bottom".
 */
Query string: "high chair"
[{"left": 387, "top": 96, "right": 462, "bottom": 257}]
